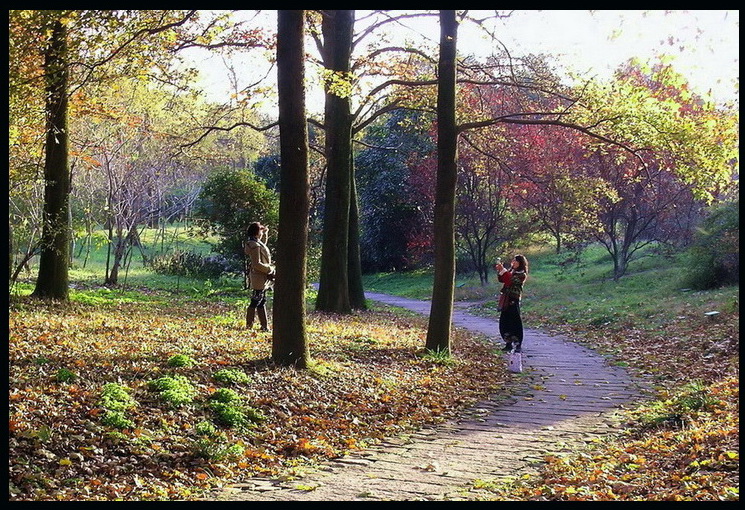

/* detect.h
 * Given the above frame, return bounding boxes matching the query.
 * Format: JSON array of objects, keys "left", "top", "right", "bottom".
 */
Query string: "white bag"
[{"left": 508, "top": 352, "right": 523, "bottom": 373}]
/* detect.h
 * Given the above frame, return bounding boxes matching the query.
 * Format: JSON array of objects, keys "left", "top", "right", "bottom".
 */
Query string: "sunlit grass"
[{"left": 363, "top": 242, "right": 739, "bottom": 335}]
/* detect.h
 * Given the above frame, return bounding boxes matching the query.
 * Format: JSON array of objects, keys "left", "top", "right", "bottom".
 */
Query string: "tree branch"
[{"left": 179, "top": 120, "right": 278, "bottom": 148}]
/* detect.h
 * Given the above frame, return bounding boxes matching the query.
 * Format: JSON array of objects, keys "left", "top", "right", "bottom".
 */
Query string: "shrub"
[
  {"left": 208, "top": 402, "right": 248, "bottom": 428},
  {"left": 167, "top": 354, "right": 196, "bottom": 368},
  {"left": 192, "top": 420, "right": 245, "bottom": 462},
  {"left": 193, "top": 167, "right": 279, "bottom": 263},
  {"left": 210, "top": 388, "right": 241, "bottom": 404},
  {"left": 213, "top": 368, "right": 252, "bottom": 385},
  {"left": 98, "top": 383, "right": 137, "bottom": 429},
  {"left": 55, "top": 368, "right": 77, "bottom": 383},
  {"left": 150, "top": 250, "right": 235, "bottom": 279},
  {"left": 99, "top": 383, "right": 136, "bottom": 412},
  {"left": 195, "top": 420, "right": 219, "bottom": 437},
  {"left": 148, "top": 375, "right": 197, "bottom": 407},
  {"left": 208, "top": 401, "right": 265, "bottom": 428},
  {"left": 681, "top": 200, "right": 739, "bottom": 289},
  {"left": 102, "top": 410, "right": 135, "bottom": 430}
]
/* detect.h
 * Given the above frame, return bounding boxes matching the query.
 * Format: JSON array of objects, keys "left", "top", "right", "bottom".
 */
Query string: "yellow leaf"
[{"left": 59, "top": 458, "right": 72, "bottom": 466}]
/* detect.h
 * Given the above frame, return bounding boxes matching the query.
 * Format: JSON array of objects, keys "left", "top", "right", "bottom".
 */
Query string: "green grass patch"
[{"left": 362, "top": 268, "right": 434, "bottom": 300}]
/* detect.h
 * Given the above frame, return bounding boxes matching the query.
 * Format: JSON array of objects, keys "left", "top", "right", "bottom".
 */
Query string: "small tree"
[
  {"left": 681, "top": 199, "right": 739, "bottom": 290},
  {"left": 194, "top": 168, "right": 279, "bottom": 264}
]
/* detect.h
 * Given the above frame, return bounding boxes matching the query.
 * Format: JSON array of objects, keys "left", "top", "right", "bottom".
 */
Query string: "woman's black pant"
[{"left": 499, "top": 299, "right": 523, "bottom": 345}]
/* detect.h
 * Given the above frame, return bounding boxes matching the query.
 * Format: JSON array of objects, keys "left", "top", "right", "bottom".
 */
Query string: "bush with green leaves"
[
  {"left": 98, "top": 383, "right": 137, "bottom": 430},
  {"left": 191, "top": 421, "right": 245, "bottom": 462},
  {"left": 100, "top": 383, "right": 136, "bottom": 412},
  {"left": 55, "top": 368, "right": 77, "bottom": 383},
  {"left": 207, "top": 388, "right": 257, "bottom": 428},
  {"left": 207, "top": 396, "right": 266, "bottom": 429},
  {"left": 213, "top": 368, "right": 252, "bottom": 386},
  {"left": 681, "top": 199, "right": 739, "bottom": 289},
  {"left": 167, "top": 354, "right": 196, "bottom": 368},
  {"left": 148, "top": 375, "right": 197, "bottom": 407},
  {"left": 102, "top": 411, "right": 135, "bottom": 430},
  {"left": 210, "top": 388, "right": 241, "bottom": 404},
  {"left": 150, "top": 250, "right": 235, "bottom": 279},
  {"left": 193, "top": 167, "right": 279, "bottom": 263}
]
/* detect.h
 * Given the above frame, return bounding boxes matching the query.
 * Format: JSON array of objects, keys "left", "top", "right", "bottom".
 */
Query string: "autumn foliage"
[
  {"left": 9, "top": 290, "right": 507, "bottom": 500},
  {"left": 476, "top": 288, "right": 739, "bottom": 501}
]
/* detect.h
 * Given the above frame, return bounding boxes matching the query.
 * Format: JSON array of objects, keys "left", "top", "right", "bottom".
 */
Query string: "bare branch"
[
  {"left": 352, "top": 11, "right": 438, "bottom": 51},
  {"left": 179, "top": 120, "right": 278, "bottom": 148},
  {"left": 351, "top": 46, "right": 436, "bottom": 72}
]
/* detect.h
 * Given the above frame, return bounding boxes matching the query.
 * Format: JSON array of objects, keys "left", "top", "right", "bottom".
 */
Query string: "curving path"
[{"left": 209, "top": 293, "right": 648, "bottom": 501}]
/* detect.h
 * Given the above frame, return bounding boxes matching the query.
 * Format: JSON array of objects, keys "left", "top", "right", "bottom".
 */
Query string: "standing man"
[{"left": 244, "top": 222, "right": 275, "bottom": 332}]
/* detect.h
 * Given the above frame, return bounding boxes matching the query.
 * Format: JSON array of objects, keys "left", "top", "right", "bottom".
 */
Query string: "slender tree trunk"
[
  {"left": 316, "top": 9, "right": 355, "bottom": 313},
  {"left": 426, "top": 10, "right": 458, "bottom": 353},
  {"left": 33, "top": 19, "right": 70, "bottom": 301},
  {"left": 9, "top": 221, "right": 13, "bottom": 291},
  {"left": 106, "top": 225, "right": 135, "bottom": 286},
  {"left": 272, "top": 9, "right": 311, "bottom": 368}
]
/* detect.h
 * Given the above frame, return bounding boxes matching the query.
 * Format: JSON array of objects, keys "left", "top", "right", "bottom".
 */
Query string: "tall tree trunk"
[
  {"left": 9, "top": 221, "right": 13, "bottom": 291},
  {"left": 316, "top": 9, "right": 355, "bottom": 313},
  {"left": 348, "top": 158, "right": 367, "bottom": 309},
  {"left": 426, "top": 10, "right": 458, "bottom": 353},
  {"left": 33, "top": 19, "right": 70, "bottom": 301},
  {"left": 273, "top": 9, "right": 311, "bottom": 368}
]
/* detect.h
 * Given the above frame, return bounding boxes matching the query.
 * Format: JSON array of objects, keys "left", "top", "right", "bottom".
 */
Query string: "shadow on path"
[{"left": 209, "top": 292, "right": 649, "bottom": 501}]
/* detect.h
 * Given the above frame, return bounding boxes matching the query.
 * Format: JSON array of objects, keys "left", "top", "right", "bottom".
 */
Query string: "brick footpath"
[{"left": 207, "top": 293, "right": 649, "bottom": 501}]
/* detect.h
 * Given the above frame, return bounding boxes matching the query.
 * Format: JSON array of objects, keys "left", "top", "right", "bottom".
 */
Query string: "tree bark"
[
  {"left": 316, "top": 10, "right": 355, "bottom": 313},
  {"left": 348, "top": 158, "right": 367, "bottom": 309},
  {"left": 426, "top": 11, "right": 458, "bottom": 353},
  {"left": 272, "top": 9, "right": 311, "bottom": 368},
  {"left": 33, "top": 19, "right": 70, "bottom": 301},
  {"left": 9, "top": 221, "right": 13, "bottom": 290}
]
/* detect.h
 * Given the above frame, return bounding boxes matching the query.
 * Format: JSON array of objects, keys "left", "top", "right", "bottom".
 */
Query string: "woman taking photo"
[{"left": 495, "top": 254, "right": 529, "bottom": 353}]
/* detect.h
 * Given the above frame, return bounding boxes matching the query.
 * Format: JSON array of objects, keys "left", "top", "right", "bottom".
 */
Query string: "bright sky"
[
  {"left": 191, "top": 10, "right": 739, "bottom": 107},
  {"left": 476, "top": 10, "right": 739, "bottom": 103}
]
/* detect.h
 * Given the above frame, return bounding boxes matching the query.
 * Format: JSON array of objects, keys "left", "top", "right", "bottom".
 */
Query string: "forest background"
[{"left": 8, "top": 10, "right": 739, "bottom": 501}]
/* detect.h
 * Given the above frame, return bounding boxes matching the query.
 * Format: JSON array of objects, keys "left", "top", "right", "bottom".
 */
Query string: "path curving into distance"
[{"left": 209, "top": 292, "right": 648, "bottom": 501}]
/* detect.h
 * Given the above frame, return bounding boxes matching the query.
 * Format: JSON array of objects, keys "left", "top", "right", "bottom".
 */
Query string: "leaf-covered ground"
[
  {"left": 9, "top": 290, "right": 508, "bottom": 501},
  {"left": 472, "top": 299, "right": 739, "bottom": 501}
]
